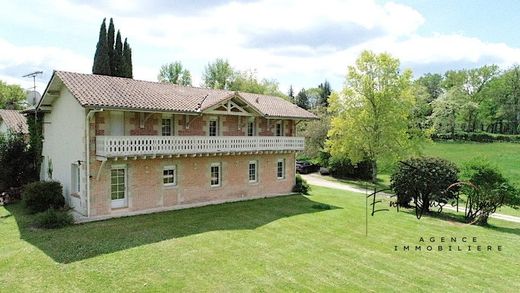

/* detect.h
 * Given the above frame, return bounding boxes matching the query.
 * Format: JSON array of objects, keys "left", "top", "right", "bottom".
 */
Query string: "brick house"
[{"left": 37, "top": 71, "right": 316, "bottom": 221}]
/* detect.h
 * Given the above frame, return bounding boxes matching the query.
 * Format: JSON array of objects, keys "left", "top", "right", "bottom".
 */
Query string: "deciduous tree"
[
  {"left": 327, "top": 50, "right": 421, "bottom": 183},
  {"left": 202, "top": 58, "right": 234, "bottom": 89}
]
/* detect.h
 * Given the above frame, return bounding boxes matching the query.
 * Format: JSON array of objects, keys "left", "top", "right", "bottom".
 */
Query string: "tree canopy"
[
  {"left": 327, "top": 50, "right": 421, "bottom": 182},
  {"left": 92, "top": 18, "right": 132, "bottom": 78},
  {"left": 0, "top": 81, "right": 26, "bottom": 110},
  {"left": 158, "top": 61, "right": 192, "bottom": 86},
  {"left": 202, "top": 58, "right": 234, "bottom": 89}
]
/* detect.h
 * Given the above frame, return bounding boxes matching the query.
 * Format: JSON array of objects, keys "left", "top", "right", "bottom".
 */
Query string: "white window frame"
[
  {"left": 70, "top": 163, "right": 80, "bottom": 194},
  {"left": 275, "top": 121, "right": 284, "bottom": 136},
  {"left": 248, "top": 160, "right": 258, "bottom": 183},
  {"left": 163, "top": 165, "right": 177, "bottom": 186},
  {"left": 277, "top": 159, "right": 285, "bottom": 179},
  {"left": 209, "top": 117, "right": 219, "bottom": 137},
  {"left": 111, "top": 164, "right": 128, "bottom": 209},
  {"left": 210, "top": 162, "right": 221, "bottom": 187},
  {"left": 161, "top": 116, "right": 174, "bottom": 136}
]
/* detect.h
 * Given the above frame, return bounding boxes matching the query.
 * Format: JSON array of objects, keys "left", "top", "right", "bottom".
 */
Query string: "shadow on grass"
[
  {"left": 5, "top": 194, "right": 339, "bottom": 264},
  {"left": 486, "top": 225, "right": 520, "bottom": 236}
]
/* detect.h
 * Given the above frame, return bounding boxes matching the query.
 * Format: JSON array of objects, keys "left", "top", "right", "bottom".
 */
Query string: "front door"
[{"left": 111, "top": 165, "right": 127, "bottom": 209}]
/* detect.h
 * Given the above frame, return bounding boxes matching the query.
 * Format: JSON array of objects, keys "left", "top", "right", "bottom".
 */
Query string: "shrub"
[
  {"left": 390, "top": 157, "right": 459, "bottom": 214},
  {"left": 22, "top": 181, "right": 65, "bottom": 213},
  {"left": 0, "top": 132, "right": 37, "bottom": 191},
  {"left": 432, "top": 132, "right": 520, "bottom": 143},
  {"left": 327, "top": 156, "right": 373, "bottom": 180},
  {"left": 461, "top": 160, "right": 520, "bottom": 225},
  {"left": 293, "top": 174, "right": 311, "bottom": 195},
  {"left": 33, "top": 208, "right": 73, "bottom": 229}
]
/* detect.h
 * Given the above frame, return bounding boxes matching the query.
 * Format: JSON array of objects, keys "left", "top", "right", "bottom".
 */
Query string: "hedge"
[{"left": 432, "top": 132, "right": 520, "bottom": 143}]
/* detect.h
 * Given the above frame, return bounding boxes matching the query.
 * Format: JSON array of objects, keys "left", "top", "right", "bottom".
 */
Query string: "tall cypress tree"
[
  {"left": 92, "top": 18, "right": 111, "bottom": 75},
  {"left": 122, "top": 38, "right": 133, "bottom": 78},
  {"left": 107, "top": 18, "right": 116, "bottom": 75},
  {"left": 114, "top": 30, "right": 124, "bottom": 77},
  {"left": 92, "top": 18, "right": 133, "bottom": 78}
]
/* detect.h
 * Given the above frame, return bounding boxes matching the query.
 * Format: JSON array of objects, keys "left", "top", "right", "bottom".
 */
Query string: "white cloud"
[{"left": 2, "top": 0, "right": 520, "bottom": 93}]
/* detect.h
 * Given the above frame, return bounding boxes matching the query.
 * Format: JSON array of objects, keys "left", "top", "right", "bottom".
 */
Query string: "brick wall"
[{"left": 89, "top": 153, "right": 296, "bottom": 217}]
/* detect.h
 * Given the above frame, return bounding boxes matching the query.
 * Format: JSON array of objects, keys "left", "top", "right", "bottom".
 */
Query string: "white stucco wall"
[{"left": 41, "top": 87, "right": 87, "bottom": 215}]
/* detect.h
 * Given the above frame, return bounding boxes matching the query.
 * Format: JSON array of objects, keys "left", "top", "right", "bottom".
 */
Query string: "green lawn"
[
  {"left": 1, "top": 186, "right": 519, "bottom": 292},
  {"left": 422, "top": 141, "right": 520, "bottom": 186}
]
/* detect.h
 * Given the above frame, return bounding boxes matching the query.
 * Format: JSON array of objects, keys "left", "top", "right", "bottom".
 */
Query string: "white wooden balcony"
[{"left": 96, "top": 136, "right": 305, "bottom": 159}]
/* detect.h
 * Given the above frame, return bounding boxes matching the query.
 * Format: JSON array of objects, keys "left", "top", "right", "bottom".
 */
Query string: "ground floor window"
[
  {"left": 210, "top": 163, "right": 221, "bottom": 187},
  {"left": 277, "top": 159, "right": 285, "bottom": 179},
  {"left": 248, "top": 160, "right": 258, "bottom": 183},
  {"left": 111, "top": 165, "right": 127, "bottom": 208},
  {"left": 163, "top": 165, "right": 176, "bottom": 186}
]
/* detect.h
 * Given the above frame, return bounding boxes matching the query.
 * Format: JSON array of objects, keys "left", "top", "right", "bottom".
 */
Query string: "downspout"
[{"left": 85, "top": 108, "right": 104, "bottom": 218}]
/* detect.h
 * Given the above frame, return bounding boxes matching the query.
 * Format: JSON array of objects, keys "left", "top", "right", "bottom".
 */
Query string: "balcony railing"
[{"left": 96, "top": 136, "right": 305, "bottom": 158}]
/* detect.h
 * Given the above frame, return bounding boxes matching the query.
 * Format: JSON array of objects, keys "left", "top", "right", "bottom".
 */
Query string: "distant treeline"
[{"left": 412, "top": 65, "right": 520, "bottom": 135}]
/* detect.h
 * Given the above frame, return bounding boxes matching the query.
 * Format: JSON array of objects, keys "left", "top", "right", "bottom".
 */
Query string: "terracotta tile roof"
[
  {"left": 0, "top": 109, "right": 29, "bottom": 134},
  {"left": 52, "top": 71, "right": 317, "bottom": 119}
]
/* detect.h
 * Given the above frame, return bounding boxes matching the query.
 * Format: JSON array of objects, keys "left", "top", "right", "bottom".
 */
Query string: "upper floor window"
[
  {"left": 210, "top": 162, "right": 221, "bottom": 187},
  {"left": 277, "top": 159, "right": 285, "bottom": 179},
  {"left": 247, "top": 120, "right": 255, "bottom": 136},
  {"left": 275, "top": 121, "right": 284, "bottom": 136},
  {"left": 162, "top": 118, "right": 173, "bottom": 136},
  {"left": 209, "top": 118, "right": 219, "bottom": 136}
]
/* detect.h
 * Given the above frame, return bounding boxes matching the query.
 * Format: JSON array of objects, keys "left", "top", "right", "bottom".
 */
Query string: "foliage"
[
  {"left": 327, "top": 50, "right": 422, "bottom": 183},
  {"left": 228, "top": 70, "right": 286, "bottom": 98},
  {"left": 317, "top": 80, "right": 332, "bottom": 107},
  {"left": 431, "top": 132, "right": 520, "bottom": 143},
  {"left": 122, "top": 38, "right": 133, "bottom": 78},
  {"left": 33, "top": 208, "right": 73, "bottom": 229},
  {"left": 301, "top": 107, "right": 330, "bottom": 158},
  {"left": 460, "top": 160, "right": 520, "bottom": 225},
  {"left": 0, "top": 132, "right": 37, "bottom": 191},
  {"left": 0, "top": 80, "right": 26, "bottom": 110},
  {"left": 293, "top": 174, "right": 310, "bottom": 195},
  {"left": 158, "top": 61, "right": 192, "bottom": 86},
  {"left": 288, "top": 85, "right": 295, "bottom": 103},
  {"left": 327, "top": 156, "right": 373, "bottom": 180},
  {"left": 92, "top": 18, "right": 111, "bottom": 75},
  {"left": 202, "top": 58, "right": 234, "bottom": 89},
  {"left": 92, "top": 18, "right": 132, "bottom": 78},
  {"left": 22, "top": 181, "right": 65, "bottom": 214},
  {"left": 390, "top": 157, "right": 459, "bottom": 212},
  {"left": 295, "top": 88, "right": 309, "bottom": 110}
]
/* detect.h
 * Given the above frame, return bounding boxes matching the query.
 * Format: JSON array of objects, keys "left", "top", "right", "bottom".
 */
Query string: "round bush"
[
  {"left": 390, "top": 157, "right": 459, "bottom": 210},
  {"left": 22, "top": 181, "right": 65, "bottom": 213}
]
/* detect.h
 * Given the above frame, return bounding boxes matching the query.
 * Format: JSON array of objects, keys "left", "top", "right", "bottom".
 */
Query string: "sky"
[{"left": 1, "top": 0, "right": 520, "bottom": 96}]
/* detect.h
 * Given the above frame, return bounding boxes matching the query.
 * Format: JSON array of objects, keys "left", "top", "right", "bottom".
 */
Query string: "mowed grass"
[
  {"left": 1, "top": 186, "right": 519, "bottom": 292},
  {"left": 423, "top": 141, "right": 520, "bottom": 217}
]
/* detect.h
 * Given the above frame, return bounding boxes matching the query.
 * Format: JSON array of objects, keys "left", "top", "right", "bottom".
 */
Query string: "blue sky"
[{"left": 1, "top": 0, "right": 520, "bottom": 94}]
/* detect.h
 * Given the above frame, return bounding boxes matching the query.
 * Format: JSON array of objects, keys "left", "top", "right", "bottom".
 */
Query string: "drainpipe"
[{"left": 85, "top": 108, "right": 104, "bottom": 218}]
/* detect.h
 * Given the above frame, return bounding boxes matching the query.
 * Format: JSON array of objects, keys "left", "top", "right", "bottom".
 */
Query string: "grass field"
[
  {"left": 422, "top": 141, "right": 520, "bottom": 217},
  {"left": 1, "top": 186, "right": 519, "bottom": 292},
  {"left": 422, "top": 141, "right": 520, "bottom": 186}
]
